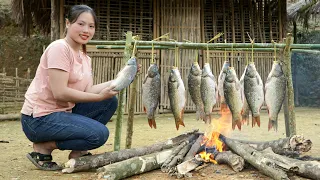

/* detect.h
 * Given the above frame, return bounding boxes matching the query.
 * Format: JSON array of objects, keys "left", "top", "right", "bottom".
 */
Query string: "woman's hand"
[
  {"left": 137, "top": 64, "right": 142, "bottom": 73},
  {"left": 99, "top": 86, "right": 119, "bottom": 100}
]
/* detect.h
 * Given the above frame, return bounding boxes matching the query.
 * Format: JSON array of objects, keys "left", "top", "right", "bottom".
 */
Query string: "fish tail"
[
  {"left": 268, "top": 118, "right": 278, "bottom": 131},
  {"left": 196, "top": 106, "right": 204, "bottom": 121},
  {"left": 204, "top": 114, "right": 211, "bottom": 124},
  {"left": 148, "top": 119, "right": 157, "bottom": 129},
  {"left": 220, "top": 103, "right": 229, "bottom": 113},
  {"left": 252, "top": 115, "right": 261, "bottom": 127},
  {"left": 232, "top": 116, "right": 242, "bottom": 131},
  {"left": 175, "top": 110, "right": 185, "bottom": 130}
]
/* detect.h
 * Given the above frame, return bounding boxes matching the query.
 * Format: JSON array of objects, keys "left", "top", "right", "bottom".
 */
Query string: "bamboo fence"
[{"left": 0, "top": 68, "right": 32, "bottom": 114}]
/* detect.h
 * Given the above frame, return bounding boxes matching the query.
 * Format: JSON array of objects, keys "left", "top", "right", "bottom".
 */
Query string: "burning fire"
[{"left": 199, "top": 110, "right": 231, "bottom": 163}]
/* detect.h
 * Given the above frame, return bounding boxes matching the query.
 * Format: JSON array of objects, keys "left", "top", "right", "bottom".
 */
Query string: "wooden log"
[
  {"left": 183, "top": 134, "right": 203, "bottom": 162},
  {"left": 262, "top": 147, "right": 320, "bottom": 179},
  {"left": 226, "top": 134, "right": 312, "bottom": 156},
  {"left": 223, "top": 138, "right": 291, "bottom": 180},
  {"left": 62, "top": 130, "right": 199, "bottom": 173},
  {"left": 215, "top": 151, "right": 245, "bottom": 172},
  {"left": 96, "top": 149, "right": 174, "bottom": 180},
  {"left": 176, "top": 156, "right": 203, "bottom": 175},
  {"left": 296, "top": 155, "right": 320, "bottom": 161},
  {"left": 0, "top": 114, "right": 21, "bottom": 121},
  {"left": 161, "top": 134, "right": 198, "bottom": 173},
  {"left": 167, "top": 142, "right": 193, "bottom": 175}
]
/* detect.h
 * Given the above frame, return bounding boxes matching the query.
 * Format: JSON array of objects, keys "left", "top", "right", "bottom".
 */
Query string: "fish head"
[
  {"left": 245, "top": 62, "right": 257, "bottom": 78},
  {"left": 201, "top": 63, "right": 211, "bottom": 77},
  {"left": 169, "top": 67, "right": 180, "bottom": 83},
  {"left": 126, "top": 57, "right": 137, "bottom": 66},
  {"left": 225, "top": 67, "right": 237, "bottom": 83},
  {"left": 271, "top": 61, "right": 284, "bottom": 77},
  {"left": 147, "top": 63, "right": 159, "bottom": 78},
  {"left": 190, "top": 62, "right": 201, "bottom": 76},
  {"left": 222, "top": 61, "right": 230, "bottom": 72}
]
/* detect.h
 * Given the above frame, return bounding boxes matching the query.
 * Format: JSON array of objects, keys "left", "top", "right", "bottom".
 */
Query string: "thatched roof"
[
  {"left": 11, "top": 0, "right": 51, "bottom": 37},
  {"left": 287, "top": 0, "right": 320, "bottom": 27}
]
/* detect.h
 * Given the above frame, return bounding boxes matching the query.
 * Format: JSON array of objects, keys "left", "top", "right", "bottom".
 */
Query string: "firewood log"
[
  {"left": 62, "top": 130, "right": 199, "bottom": 173},
  {"left": 96, "top": 149, "right": 174, "bottom": 180},
  {"left": 183, "top": 135, "right": 203, "bottom": 162},
  {"left": 215, "top": 151, "right": 245, "bottom": 172}
]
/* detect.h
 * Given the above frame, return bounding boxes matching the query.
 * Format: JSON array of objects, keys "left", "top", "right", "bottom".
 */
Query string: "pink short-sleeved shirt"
[{"left": 21, "top": 39, "right": 93, "bottom": 117}]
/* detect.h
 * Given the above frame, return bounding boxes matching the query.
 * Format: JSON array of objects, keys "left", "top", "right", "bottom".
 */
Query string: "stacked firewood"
[{"left": 61, "top": 130, "right": 320, "bottom": 180}]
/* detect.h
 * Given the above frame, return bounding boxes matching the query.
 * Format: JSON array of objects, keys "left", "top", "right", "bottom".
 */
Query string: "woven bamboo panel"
[
  {"left": 203, "top": 0, "right": 281, "bottom": 43},
  {"left": 64, "top": 0, "right": 153, "bottom": 41}
]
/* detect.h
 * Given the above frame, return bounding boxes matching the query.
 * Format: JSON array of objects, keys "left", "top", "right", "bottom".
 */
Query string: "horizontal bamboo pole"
[
  {"left": 292, "top": 49, "right": 320, "bottom": 55},
  {"left": 96, "top": 45, "right": 173, "bottom": 50},
  {"left": 89, "top": 40, "right": 320, "bottom": 50}
]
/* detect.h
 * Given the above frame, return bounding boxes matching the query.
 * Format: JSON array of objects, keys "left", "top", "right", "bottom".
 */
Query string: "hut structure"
[{"left": 11, "top": 0, "right": 288, "bottom": 114}]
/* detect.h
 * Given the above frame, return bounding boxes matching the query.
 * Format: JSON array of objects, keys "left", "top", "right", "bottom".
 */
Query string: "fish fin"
[
  {"left": 204, "top": 114, "right": 211, "bottom": 124},
  {"left": 252, "top": 115, "right": 261, "bottom": 127},
  {"left": 143, "top": 106, "right": 146, "bottom": 113},
  {"left": 175, "top": 109, "right": 185, "bottom": 130},
  {"left": 142, "top": 74, "right": 148, "bottom": 84},
  {"left": 148, "top": 119, "right": 157, "bottom": 129},
  {"left": 268, "top": 119, "right": 278, "bottom": 131}
]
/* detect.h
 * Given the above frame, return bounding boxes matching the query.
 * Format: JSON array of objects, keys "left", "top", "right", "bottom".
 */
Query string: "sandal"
[{"left": 26, "top": 152, "right": 62, "bottom": 171}]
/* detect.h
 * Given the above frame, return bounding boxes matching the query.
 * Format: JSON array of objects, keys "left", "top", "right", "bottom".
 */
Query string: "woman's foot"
[{"left": 68, "top": 150, "right": 92, "bottom": 159}]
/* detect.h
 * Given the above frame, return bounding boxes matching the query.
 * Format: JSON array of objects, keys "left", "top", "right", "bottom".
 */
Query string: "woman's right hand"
[{"left": 99, "top": 86, "right": 119, "bottom": 100}]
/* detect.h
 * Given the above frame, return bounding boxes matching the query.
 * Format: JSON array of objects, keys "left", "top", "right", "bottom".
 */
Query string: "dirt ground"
[{"left": 0, "top": 107, "right": 319, "bottom": 180}]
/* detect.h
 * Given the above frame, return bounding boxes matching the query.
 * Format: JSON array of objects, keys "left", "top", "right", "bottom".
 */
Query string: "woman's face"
[{"left": 66, "top": 12, "right": 95, "bottom": 45}]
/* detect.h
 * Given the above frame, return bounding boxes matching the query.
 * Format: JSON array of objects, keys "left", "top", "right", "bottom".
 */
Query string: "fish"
[
  {"left": 224, "top": 67, "right": 243, "bottom": 130},
  {"left": 243, "top": 62, "right": 265, "bottom": 127},
  {"left": 200, "top": 63, "right": 217, "bottom": 124},
  {"left": 111, "top": 57, "right": 137, "bottom": 91},
  {"left": 265, "top": 61, "right": 286, "bottom": 131},
  {"left": 239, "top": 65, "right": 250, "bottom": 125},
  {"left": 218, "top": 61, "right": 230, "bottom": 112},
  {"left": 187, "top": 62, "right": 204, "bottom": 121},
  {"left": 142, "top": 63, "right": 161, "bottom": 129},
  {"left": 168, "top": 67, "right": 186, "bottom": 130}
]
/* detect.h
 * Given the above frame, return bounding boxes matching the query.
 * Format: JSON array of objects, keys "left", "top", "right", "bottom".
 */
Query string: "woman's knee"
[
  {"left": 107, "top": 96, "right": 118, "bottom": 112},
  {"left": 90, "top": 126, "right": 109, "bottom": 148}
]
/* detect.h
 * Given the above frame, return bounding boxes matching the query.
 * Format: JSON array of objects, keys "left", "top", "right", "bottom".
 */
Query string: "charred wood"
[{"left": 183, "top": 135, "right": 203, "bottom": 162}]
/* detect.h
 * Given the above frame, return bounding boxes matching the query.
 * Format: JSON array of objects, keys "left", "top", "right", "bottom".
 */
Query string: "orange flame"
[{"left": 199, "top": 110, "right": 232, "bottom": 163}]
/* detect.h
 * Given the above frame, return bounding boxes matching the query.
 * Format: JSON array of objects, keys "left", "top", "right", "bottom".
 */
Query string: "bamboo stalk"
[
  {"left": 90, "top": 40, "right": 320, "bottom": 49},
  {"left": 114, "top": 31, "right": 133, "bottom": 151},
  {"left": 283, "top": 33, "right": 296, "bottom": 136}
]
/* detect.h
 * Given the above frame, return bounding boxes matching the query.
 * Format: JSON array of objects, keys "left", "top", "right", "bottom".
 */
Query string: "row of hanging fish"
[
  {"left": 140, "top": 59, "right": 287, "bottom": 131},
  {"left": 218, "top": 60, "right": 287, "bottom": 131}
]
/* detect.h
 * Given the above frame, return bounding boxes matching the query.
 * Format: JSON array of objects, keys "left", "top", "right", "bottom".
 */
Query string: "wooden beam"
[{"left": 51, "top": 0, "right": 60, "bottom": 41}]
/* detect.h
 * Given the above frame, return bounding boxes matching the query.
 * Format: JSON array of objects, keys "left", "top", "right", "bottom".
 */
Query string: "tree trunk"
[
  {"left": 96, "top": 149, "right": 174, "bottom": 180},
  {"left": 215, "top": 151, "right": 245, "bottom": 172},
  {"left": 62, "top": 130, "right": 199, "bottom": 173},
  {"left": 50, "top": 0, "right": 60, "bottom": 41}
]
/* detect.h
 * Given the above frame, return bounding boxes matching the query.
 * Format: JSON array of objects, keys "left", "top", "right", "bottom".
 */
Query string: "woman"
[{"left": 21, "top": 5, "right": 126, "bottom": 171}]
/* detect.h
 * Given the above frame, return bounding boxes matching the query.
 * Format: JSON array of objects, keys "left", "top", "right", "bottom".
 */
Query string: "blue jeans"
[{"left": 21, "top": 97, "right": 118, "bottom": 151}]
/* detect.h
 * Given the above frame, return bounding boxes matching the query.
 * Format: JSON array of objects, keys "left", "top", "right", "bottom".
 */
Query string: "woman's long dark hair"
[{"left": 65, "top": 5, "right": 98, "bottom": 54}]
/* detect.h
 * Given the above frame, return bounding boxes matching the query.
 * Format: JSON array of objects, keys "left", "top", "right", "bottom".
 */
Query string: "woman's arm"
[
  {"left": 85, "top": 80, "right": 113, "bottom": 94},
  {"left": 48, "top": 69, "right": 118, "bottom": 103}
]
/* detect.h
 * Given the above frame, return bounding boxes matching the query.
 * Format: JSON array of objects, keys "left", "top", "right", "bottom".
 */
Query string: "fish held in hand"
[
  {"left": 244, "top": 62, "right": 264, "bottom": 127},
  {"left": 265, "top": 61, "right": 286, "bottom": 131},
  {"left": 224, "top": 67, "right": 243, "bottom": 130},
  {"left": 142, "top": 63, "right": 161, "bottom": 129},
  {"left": 111, "top": 57, "right": 138, "bottom": 91},
  {"left": 168, "top": 67, "right": 186, "bottom": 130},
  {"left": 188, "top": 62, "right": 204, "bottom": 121}
]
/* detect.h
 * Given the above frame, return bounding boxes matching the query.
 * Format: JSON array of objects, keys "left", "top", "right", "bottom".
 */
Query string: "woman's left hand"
[{"left": 137, "top": 64, "right": 142, "bottom": 73}]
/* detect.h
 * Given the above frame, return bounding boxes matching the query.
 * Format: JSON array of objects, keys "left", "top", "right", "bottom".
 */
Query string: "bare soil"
[{"left": 0, "top": 107, "right": 319, "bottom": 180}]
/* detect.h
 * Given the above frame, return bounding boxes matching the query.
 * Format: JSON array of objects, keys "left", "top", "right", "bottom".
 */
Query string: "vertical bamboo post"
[
  {"left": 114, "top": 31, "right": 133, "bottom": 151},
  {"left": 125, "top": 74, "right": 138, "bottom": 149},
  {"left": 283, "top": 33, "right": 296, "bottom": 137}
]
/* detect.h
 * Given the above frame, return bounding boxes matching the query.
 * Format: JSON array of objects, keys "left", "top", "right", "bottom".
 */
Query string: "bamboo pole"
[
  {"left": 283, "top": 33, "right": 296, "bottom": 137},
  {"left": 114, "top": 31, "right": 133, "bottom": 151},
  {"left": 125, "top": 71, "right": 138, "bottom": 149},
  {"left": 89, "top": 40, "right": 320, "bottom": 50}
]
